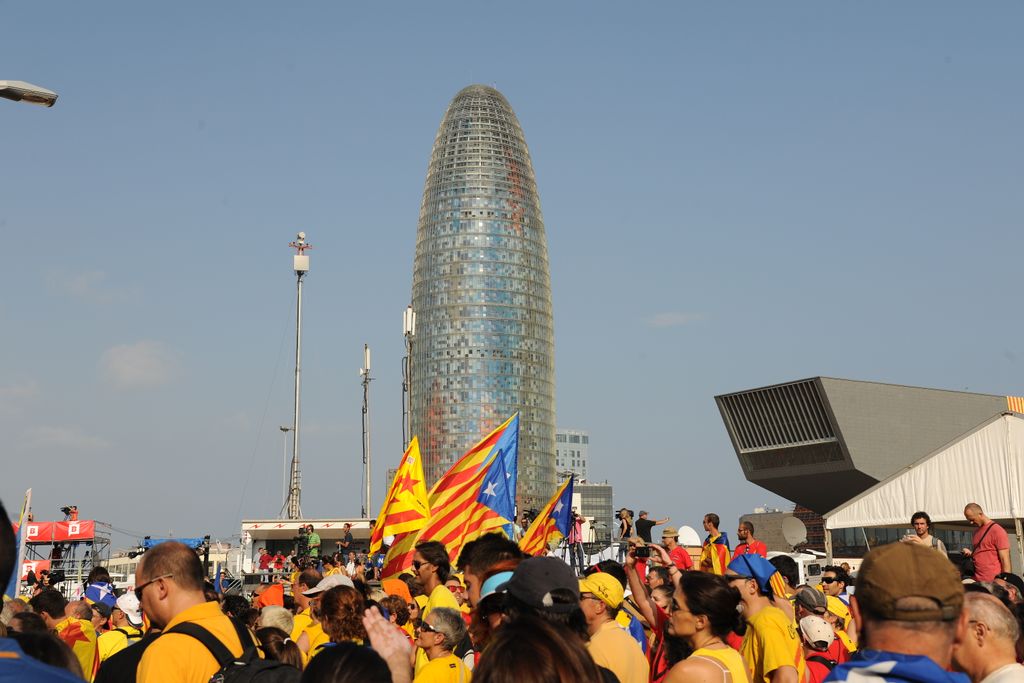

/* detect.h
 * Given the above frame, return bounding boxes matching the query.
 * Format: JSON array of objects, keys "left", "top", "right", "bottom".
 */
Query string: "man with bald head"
[
  {"left": 962, "top": 504, "right": 1011, "bottom": 582},
  {"left": 135, "top": 541, "right": 249, "bottom": 681},
  {"left": 953, "top": 592, "right": 1024, "bottom": 683}
]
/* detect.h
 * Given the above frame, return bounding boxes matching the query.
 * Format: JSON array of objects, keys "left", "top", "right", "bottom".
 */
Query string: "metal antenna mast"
[
  {"left": 285, "top": 232, "right": 311, "bottom": 520},
  {"left": 401, "top": 305, "right": 416, "bottom": 450},
  {"left": 360, "top": 344, "right": 373, "bottom": 518}
]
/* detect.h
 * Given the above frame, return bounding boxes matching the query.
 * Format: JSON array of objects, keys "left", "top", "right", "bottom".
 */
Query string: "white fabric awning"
[{"left": 825, "top": 413, "right": 1024, "bottom": 530}]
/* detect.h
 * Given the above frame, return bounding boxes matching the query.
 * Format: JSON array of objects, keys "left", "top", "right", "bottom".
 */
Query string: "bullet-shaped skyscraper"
[{"left": 411, "top": 85, "right": 555, "bottom": 511}]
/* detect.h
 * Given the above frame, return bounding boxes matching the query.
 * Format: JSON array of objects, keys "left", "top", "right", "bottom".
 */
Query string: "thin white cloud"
[
  {"left": 21, "top": 425, "right": 110, "bottom": 452},
  {"left": 647, "top": 312, "right": 704, "bottom": 328},
  {"left": 0, "top": 380, "right": 40, "bottom": 417},
  {"left": 100, "top": 340, "right": 179, "bottom": 388},
  {"left": 46, "top": 268, "right": 141, "bottom": 305}
]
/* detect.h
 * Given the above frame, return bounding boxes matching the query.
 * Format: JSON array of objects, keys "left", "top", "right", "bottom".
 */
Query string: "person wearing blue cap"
[{"left": 727, "top": 554, "right": 806, "bottom": 683}]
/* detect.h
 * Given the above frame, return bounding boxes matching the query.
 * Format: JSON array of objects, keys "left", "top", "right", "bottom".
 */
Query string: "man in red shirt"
[
  {"left": 733, "top": 520, "right": 768, "bottom": 559},
  {"left": 257, "top": 547, "right": 272, "bottom": 583},
  {"left": 963, "top": 502, "right": 1010, "bottom": 582},
  {"left": 272, "top": 551, "right": 286, "bottom": 575},
  {"left": 660, "top": 527, "right": 693, "bottom": 570}
]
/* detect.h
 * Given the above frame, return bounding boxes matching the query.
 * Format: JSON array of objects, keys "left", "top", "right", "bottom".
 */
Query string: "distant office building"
[
  {"left": 410, "top": 84, "right": 556, "bottom": 511},
  {"left": 716, "top": 377, "right": 1024, "bottom": 513},
  {"left": 555, "top": 429, "right": 589, "bottom": 480},
  {"left": 576, "top": 482, "right": 614, "bottom": 548}
]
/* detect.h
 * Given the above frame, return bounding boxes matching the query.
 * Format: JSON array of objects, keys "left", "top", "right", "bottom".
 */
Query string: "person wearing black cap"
[
  {"left": 497, "top": 556, "right": 619, "bottom": 683},
  {"left": 90, "top": 601, "right": 112, "bottom": 636},
  {"left": 993, "top": 573, "right": 1024, "bottom": 605}
]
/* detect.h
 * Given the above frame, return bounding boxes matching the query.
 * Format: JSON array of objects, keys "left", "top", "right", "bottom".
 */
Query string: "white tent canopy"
[{"left": 824, "top": 413, "right": 1024, "bottom": 530}]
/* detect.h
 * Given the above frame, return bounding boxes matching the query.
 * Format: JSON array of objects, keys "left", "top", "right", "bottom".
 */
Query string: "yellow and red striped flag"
[
  {"left": 371, "top": 438, "right": 429, "bottom": 553},
  {"left": 55, "top": 617, "right": 99, "bottom": 681},
  {"left": 699, "top": 532, "right": 731, "bottom": 575},
  {"left": 373, "top": 438, "right": 431, "bottom": 580},
  {"left": 519, "top": 476, "right": 574, "bottom": 556},
  {"left": 413, "top": 414, "right": 519, "bottom": 563}
]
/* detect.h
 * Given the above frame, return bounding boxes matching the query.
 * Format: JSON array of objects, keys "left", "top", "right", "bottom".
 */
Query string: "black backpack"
[{"left": 167, "top": 618, "right": 300, "bottom": 683}]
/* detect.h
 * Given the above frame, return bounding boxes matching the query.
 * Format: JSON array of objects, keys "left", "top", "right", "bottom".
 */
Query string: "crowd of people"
[{"left": 3, "top": 499, "right": 1024, "bottom": 683}]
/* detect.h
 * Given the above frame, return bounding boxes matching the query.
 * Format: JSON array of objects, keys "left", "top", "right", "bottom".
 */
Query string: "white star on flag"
[
  {"left": 554, "top": 501, "right": 564, "bottom": 514},
  {"left": 483, "top": 482, "right": 498, "bottom": 497}
]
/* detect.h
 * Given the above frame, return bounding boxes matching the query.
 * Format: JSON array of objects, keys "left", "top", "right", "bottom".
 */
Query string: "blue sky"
[{"left": 2, "top": 3, "right": 1022, "bottom": 548}]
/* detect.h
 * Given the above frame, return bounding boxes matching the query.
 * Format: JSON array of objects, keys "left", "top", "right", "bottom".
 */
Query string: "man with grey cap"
[
  {"left": 795, "top": 586, "right": 850, "bottom": 665},
  {"left": 825, "top": 542, "right": 969, "bottom": 683},
  {"left": 952, "top": 592, "right": 1024, "bottom": 683},
  {"left": 634, "top": 510, "right": 670, "bottom": 544}
]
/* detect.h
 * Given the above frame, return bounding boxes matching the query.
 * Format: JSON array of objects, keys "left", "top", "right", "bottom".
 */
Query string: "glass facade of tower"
[{"left": 411, "top": 85, "right": 556, "bottom": 511}]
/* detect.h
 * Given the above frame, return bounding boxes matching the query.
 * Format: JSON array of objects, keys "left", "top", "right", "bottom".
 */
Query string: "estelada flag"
[
  {"left": 370, "top": 437, "right": 429, "bottom": 554},
  {"left": 412, "top": 413, "right": 519, "bottom": 563},
  {"left": 700, "top": 531, "right": 732, "bottom": 575},
  {"left": 519, "top": 475, "right": 574, "bottom": 556},
  {"left": 438, "top": 429, "right": 518, "bottom": 561},
  {"left": 55, "top": 616, "right": 99, "bottom": 680}
]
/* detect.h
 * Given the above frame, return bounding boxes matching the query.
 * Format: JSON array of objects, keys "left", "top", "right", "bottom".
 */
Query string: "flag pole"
[{"left": 11, "top": 488, "right": 32, "bottom": 598}]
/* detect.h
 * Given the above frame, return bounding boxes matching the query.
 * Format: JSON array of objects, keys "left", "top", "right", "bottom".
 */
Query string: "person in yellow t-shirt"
[
  {"left": 322, "top": 556, "right": 342, "bottom": 577},
  {"left": 579, "top": 573, "right": 650, "bottom": 683},
  {"left": 290, "top": 567, "right": 323, "bottom": 644},
  {"left": 414, "top": 608, "right": 471, "bottom": 683},
  {"left": 134, "top": 541, "right": 254, "bottom": 683},
  {"left": 296, "top": 573, "right": 356, "bottom": 664},
  {"left": 30, "top": 590, "right": 100, "bottom": 681},
  {"left": 97, "top": 593, "right": 144, "bottom": 664},
  {"left": 727, "top": 554, "right": 806, "bottom": 683},
  {"left": 662, "top": 568, "right": 748, "bottom": 683},
  {"left": 824, "top": 596, "right": 857, "bottom": 653},
  {"left": 413, "top": 542, "right": 461, "bottom": 675}
]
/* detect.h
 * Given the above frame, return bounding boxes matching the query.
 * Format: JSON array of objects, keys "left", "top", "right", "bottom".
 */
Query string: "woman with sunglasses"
[
  {"left": 664, "top": 568, "right": 749, "bottom": 683},
  {"left": 414, "top": 607, "right": 470, "bottom": 683}
]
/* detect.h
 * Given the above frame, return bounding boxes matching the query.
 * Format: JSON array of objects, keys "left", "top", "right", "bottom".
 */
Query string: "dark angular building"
[
  {"left": 715, "top": 377, "right": 1017, "bottom": 514},
  {"left": 410, "top": 85, "right": 556, "bottom": 511}
]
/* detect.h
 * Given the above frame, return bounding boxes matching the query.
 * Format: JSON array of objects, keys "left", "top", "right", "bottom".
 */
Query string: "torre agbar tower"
[{"left": 411, "top": 84, "right": 556, "bottom": 512}]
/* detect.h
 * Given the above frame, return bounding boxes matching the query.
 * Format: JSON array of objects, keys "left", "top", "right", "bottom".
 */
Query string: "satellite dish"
[
  {"left": 782, "top": 517, "right": 808, "bottom": 547},
  {"left": 678, "top": 525, "right": 701, "bottom": 547}
]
